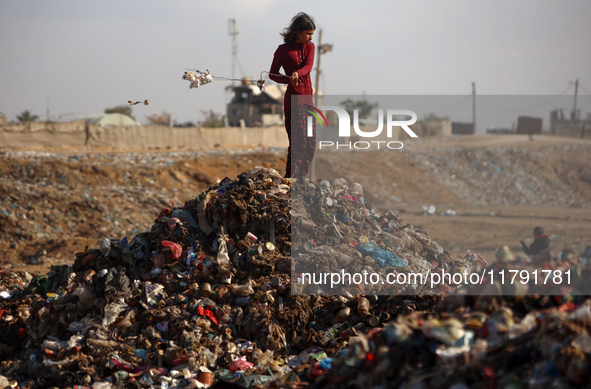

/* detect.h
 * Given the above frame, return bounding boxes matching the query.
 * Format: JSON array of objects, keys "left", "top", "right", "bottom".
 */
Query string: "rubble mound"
[
  {"left": 404, "top": 143, "right": 591, "bottom": 207},
  {"left": 0, "top": 149, "right": 286, "bottom": 268},
  {"left": 0, "top": 167, "right": 590, "bottom": 388}
]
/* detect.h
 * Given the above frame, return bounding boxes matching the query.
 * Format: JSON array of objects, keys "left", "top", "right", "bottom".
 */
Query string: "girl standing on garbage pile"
[{"left": 269, "top": 12, "right": 316, "bottom": 178}]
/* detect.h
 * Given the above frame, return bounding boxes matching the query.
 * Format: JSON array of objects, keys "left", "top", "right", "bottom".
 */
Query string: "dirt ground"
[
  {"left": 1, "top": 134, "right": 590, "bottom": 275},
  {"left": 313, "top": 134, "right": 591, "bottom": 260}
]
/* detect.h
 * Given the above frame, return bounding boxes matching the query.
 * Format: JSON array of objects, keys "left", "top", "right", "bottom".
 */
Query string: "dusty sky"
[{"left": 1, "top": 0, "right": 590, "bottom": 126}]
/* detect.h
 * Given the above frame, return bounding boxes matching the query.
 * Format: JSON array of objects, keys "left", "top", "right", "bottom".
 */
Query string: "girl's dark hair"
[{"left": 281, "top": 12, "right": 316, "bottom": 45}]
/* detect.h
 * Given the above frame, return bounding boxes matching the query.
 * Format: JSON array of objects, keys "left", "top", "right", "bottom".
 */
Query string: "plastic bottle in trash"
[
  {"left": 196, "top": 317, "right": 211, "bottom": 331},
  {"left": 357, "top": 297, "right": 370, "bottom": 317},
  {"left": 201, "top": 283, "right": 212, "bottom": 297},
  {"left": 114, "top": 370, "right": 129, "bottom": 381},
  {"left": 231, "top": 284, "right": 255, "bottom": 296},
  {"left": 100, "top": 238, "right": 111, "bottom": 256},
  {"left": 251, "top": 348, "right": 264, "bottom": 363},
  {"left": 339, "top": 326, "right": 358, "bottom": 339},
  {"left": 321, "top": 323, "right": 344, "bottom": 345},
  {"left": 91, "top": 382, "right": 112, "bottom": 389},
  {"left": 333, "top": 307, "right": 351, "bottom": 323},
  {"left": 300, "top": 219, "right": 316, "bottom": 231},
  {"left": 102, "top": 301, "right": 127, "bottom": 327},
  {"left": 349, "top": 182, "right": 363, "bottom": 197},
  {"left": 366, "top": 315, "right": 380, "bottom": 327}
]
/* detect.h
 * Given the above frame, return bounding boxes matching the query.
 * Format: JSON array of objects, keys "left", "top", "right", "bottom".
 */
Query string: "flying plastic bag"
[{"left": 182, "top": 71, "right": 213, "bottom": 89}]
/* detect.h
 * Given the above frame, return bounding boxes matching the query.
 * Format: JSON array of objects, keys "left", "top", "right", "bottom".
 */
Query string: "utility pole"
[
  {"left": 314, "top": 30, "right": 323, "bottom": 108},
  {"left": 228, "top": 19, "right": 238, "bottom": 86},
  {"left": 572, "top": 78, "right": 579, "bottom": 122},
  {"left": 310, "top": 31, "right": 333, "bottom": 180},
  {"left": 314, "top": 31, "right": 333, "bottom": 108},
  {"left": 472, "top": 82, "right": 476, "bottom": 134}
]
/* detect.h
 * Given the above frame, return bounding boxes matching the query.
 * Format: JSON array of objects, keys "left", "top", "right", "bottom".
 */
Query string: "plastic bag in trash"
[
  {"left": 355, "top": 242, "right": 408, "bottom": 267},
  {"left": 228, "top": 356, "right": 254, "bottom": 372},
  {"left": 216, "top": 227, "right": 231, "bottom": 266}
]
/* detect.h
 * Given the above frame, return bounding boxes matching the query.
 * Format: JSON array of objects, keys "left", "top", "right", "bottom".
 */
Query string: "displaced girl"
[{"left": 269, "top": 12, "right": 316, "bottom": 178}]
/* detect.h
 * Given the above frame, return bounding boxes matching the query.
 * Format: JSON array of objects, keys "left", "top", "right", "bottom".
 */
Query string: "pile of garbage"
[
  {"left": 312, "top": 299, "right": 591, "bottom": 388},
  {"left": 0, "top": 167, "right": 589, "bottom": 388},
  {"left": 405, "top": 144, "right": 591, "bottom": 207},
  {"left": 0, "top": 148, "right": 284, "bottom": 267},
  {"left": 289, "top": 177, "right": 485, "bottom": 296},
  {"left": 0, "top": 150, "right": 200, "bottom": 240}
]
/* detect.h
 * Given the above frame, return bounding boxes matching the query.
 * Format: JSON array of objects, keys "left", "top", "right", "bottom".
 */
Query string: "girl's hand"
[{"left": 290, "top": 72, "right": 300, "bottom": 87}]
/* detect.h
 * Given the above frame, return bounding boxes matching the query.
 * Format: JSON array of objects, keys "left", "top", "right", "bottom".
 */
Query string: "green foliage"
[
  {"left": 146, "top": 111, "right": 172, "bottom": 126},
  {"left": 174, "top": 121, "right": 196, "bottom": 128},
  {"left": 423, "top": 113, "right": 449, "bottom": 121},
  {"left": 339, "top": 98, "right": 378, "bottom": 119},
  {"left": 105, "top": 105, "right": 135, "bottom": 120},
  {"left": 16, "top": 110, "right": 39, "bottom": 123},
  {"left": 199, "top": 110, "right": 225, "bottom": 128}
]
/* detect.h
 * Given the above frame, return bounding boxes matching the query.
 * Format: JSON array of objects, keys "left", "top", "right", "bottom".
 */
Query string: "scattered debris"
[{"left": 1, "top": 162, "right": 590, "bottom": 388}]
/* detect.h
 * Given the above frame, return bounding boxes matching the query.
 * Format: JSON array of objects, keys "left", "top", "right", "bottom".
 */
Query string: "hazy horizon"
[{"left": 1, "top": 0, "right": 590, "bottom": 126}]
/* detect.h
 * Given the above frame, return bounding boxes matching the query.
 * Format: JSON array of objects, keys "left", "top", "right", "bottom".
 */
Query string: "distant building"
[
  {"left": 80, "top": 113, "right": 140, "bottom": 126},
  {"left": 412, "top": 119, "right": 452, "bottom": 137},
  {"left": 486, "top": 127, "right": 514, "bottom": 135},
  {"left": 551, "top": 108, "right": 591, "bottom": 138},
  {"left": 516, "top": 116, "right": 542, "bottom": 134},
  {"left": 452, "top": 121, "right": 474, "bottom": 135},
  {"left": 0, "top": 112, "right": 6, "bottom": 126},
  {"left": 226, "top": 79, "right": 286, "bottom": 127}
]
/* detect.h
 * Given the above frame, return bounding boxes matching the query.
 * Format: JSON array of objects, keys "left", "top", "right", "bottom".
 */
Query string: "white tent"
[{"left": 81, "top": 113, "right": 140, "bottom": 126}]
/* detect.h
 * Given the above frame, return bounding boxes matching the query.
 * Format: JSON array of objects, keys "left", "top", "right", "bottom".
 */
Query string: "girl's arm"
[
  {"left": 269, "top": 47, "right": 289, "bottom": 84},
  {"left": 296, "top": 42, "right": 315, "bottom": 76}
]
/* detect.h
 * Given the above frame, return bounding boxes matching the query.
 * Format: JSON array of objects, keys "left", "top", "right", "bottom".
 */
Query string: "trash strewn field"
[{"left": 1, "top": 135, "right": 590, "bottom": 388}]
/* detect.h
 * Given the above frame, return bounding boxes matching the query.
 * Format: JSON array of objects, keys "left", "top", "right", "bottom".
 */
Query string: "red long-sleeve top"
[{"left": 269, "top": 42, "right": 315, "bottom": 109}]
